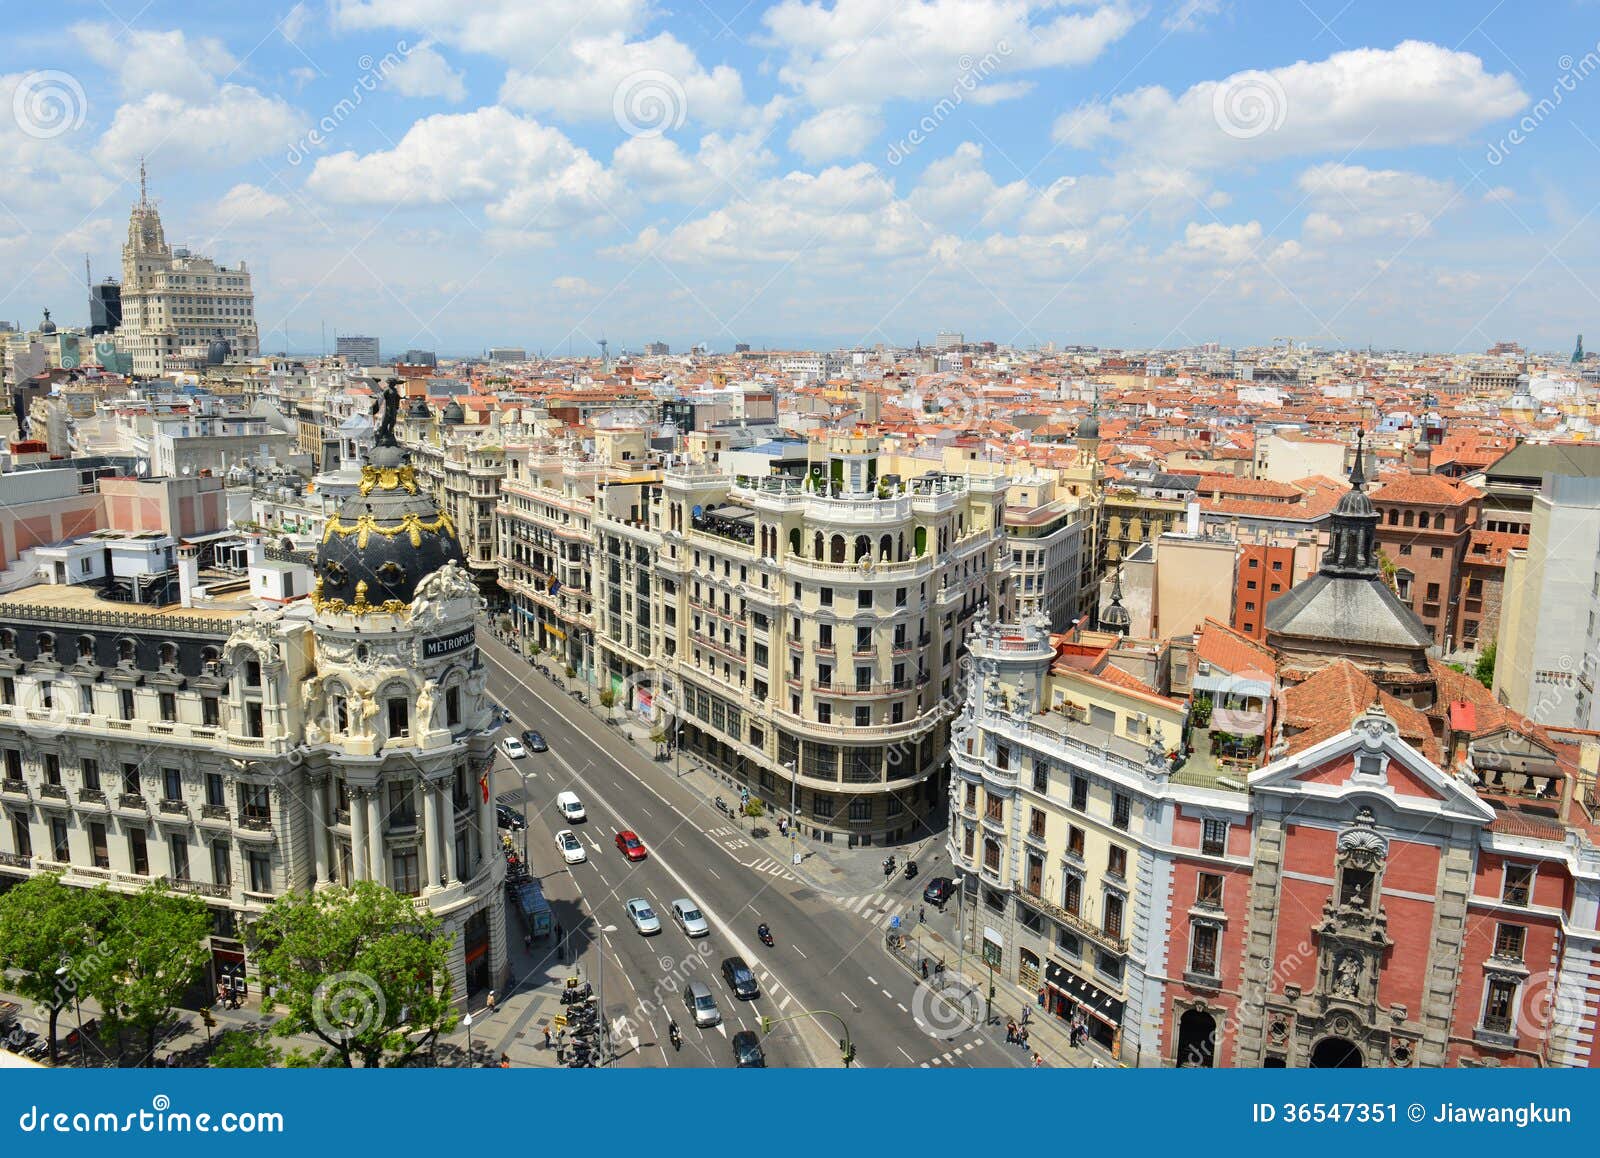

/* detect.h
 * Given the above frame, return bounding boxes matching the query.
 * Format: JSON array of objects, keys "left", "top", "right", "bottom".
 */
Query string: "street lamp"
[
  {"left": 785, "top": 760, "right": 799, "bottom": 865},
  {"left": 462, "top": 1011, "right": 473, "bottom": 1066}
]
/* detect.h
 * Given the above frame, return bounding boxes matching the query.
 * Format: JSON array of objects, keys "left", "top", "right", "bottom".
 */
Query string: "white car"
[
  {"left": 501, "top": 737, "right": 528, "bottom": 760},
  {"left": 556, "top": 829, "right": 586, "bottom": 864},
  {"left": 625, "top": 898, "right": 661, "bottom": 935},
  {"left": 671, "top": 898, "right": 710, "bottom": 938},
  {"left": 555, "top": 791, "right": 586, "bottom": 823}
]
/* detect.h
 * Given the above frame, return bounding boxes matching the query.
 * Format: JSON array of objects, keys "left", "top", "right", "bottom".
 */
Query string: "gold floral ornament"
[
  {"left": 357, "top": 463, "right": 420, "bottom": 497},
  {"left": 311, "top": 577, "right": 408, "bottom": 617},
  {"left": 320, "top": 510, "right": 457, "bottom": 549}
]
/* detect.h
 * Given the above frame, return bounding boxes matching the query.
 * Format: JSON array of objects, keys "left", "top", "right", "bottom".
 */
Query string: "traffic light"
[
  {"left": 200, "top": 1008, "right": 215, "bottom": 1028},
  {"left": 840, "top": 1039, "right": 855, "bottom": 1065},
  {"left": 760, "top": 1015, "right": 772, "bottom": 1034}
]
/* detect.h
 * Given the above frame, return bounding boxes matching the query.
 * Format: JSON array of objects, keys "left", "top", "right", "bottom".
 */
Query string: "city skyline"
[{"left": 3, "top": 2, "right": 1598, "bottom": 354}]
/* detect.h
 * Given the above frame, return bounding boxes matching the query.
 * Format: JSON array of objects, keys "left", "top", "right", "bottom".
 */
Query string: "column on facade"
[
  {"left": 441, "top": 788, "right": 457, "bottom": 883},
  {"left": 309, "top": 775, "right": 329, "bottom": 884},
  {"left": 422, "top": 781, "right": 441, "bottom": 888},
  {"left": 366, "top": 788, "right": 385, "bottom": 884},
  {"left": 349, "top": 788, "right": 368, "bottom": 881},
  {"left": 477, "top": 777, "right": 496, "bottom": 879}
]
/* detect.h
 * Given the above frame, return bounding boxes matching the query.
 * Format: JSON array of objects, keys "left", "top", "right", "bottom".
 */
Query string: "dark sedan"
[
  {"left": 521, "top": 730, "right": 548, "bottom": 752},
  {"left": 721, "top": 955, "right": 760, "bottom": 1000},
  {"left": 923, "top": 876, "right": 955, "bottom": 905},
  {"left": 731, "top": 1030, "right": 766, "bottom": 1068}
]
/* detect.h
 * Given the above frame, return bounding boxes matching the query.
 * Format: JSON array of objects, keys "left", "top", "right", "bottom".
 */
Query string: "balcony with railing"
[{"left": 1019, "top": 888, "right": 1130, "bottom": 954}]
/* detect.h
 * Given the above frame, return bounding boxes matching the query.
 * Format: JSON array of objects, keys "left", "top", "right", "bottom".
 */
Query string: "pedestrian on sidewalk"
[
  {"left": 499, "top": 1053, "right": 510, "bottom": 1069},
  {"left": 1032, "top": 1052, "right": 1044, "bottom": 1068},
  {"left": 1018, "top": 1027, "right": 1030, "bottom": 1051},
  {"left": 919, "top": 904, "right": 926, "bottom": 923},
  {"left": 1005, "top": 1020, "right": 1017, "bottom": 1044},
  {"left": 921, "top": 959, "right": 929, "bottom": 980},
  {"left": 543, "top": 1026, "right": 551, "bottom": 1049},
  {"left": 1021, "top": 1005, "right": 1031, "bottom": 1027},
  {"left": 486, "top": 990, "right": 496, "bottom": 1016}
]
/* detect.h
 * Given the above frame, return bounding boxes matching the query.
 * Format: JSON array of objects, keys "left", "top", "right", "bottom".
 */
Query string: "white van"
[{"left": 555, "top": 791, "right": 586, "bottom": 823}]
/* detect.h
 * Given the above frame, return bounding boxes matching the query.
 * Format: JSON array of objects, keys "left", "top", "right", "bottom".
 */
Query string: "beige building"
[
  {"left": 115, "top": 166, "right": 259, "bottom": 375},
  {"left": 1150, "top": 531, "right": 1237, "bottom": 642},
  {"left": 1252, "top": 429, "right": 1346, "bottom": 484}
]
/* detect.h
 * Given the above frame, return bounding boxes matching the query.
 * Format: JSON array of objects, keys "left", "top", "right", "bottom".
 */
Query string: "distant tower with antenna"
[
  {"left": 599, "top": 336, "right": 610, "bottom": 370},
  {"left": 1574, "top": 334, "right": 1585, "bottom": 364}
]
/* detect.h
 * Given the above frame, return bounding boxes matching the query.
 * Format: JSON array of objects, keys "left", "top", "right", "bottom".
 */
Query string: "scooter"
[
  {"left": 883, "top": 856, "right": 896, "bottom": 877},
  {"left": 668, "top": 1022, "right": 683, "bottom": 1051},
  {"left": 757, "top": 923, "right": 775, "bottom": 947},
  {"left": 904, "top": 860, "right": 918, "bottom": 880}
]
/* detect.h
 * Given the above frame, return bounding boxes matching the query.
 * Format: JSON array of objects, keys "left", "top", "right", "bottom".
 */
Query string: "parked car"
[
  {"left": 500, "top": 737, "right": 527, "bottom": 760},
  {"left": 720, "top": 956, "right": 759, "bottom": 1000},
  {"left": 496, "top": 804, "right": 526, "bottom": 831},
  {"left": 625, "top": 898, "right": 661, "bottom": 935},
  {"left": 615, "top": 830, "right": 647, "bottom": 861},
  {"left": 671, "top": 899, "right": 710, "bottom": 938},
  {"left": 683, "top": 980, "right": 721, "bottom": 1027},
  {"left": 555, "top": 791, "right": 586, "bottom": 823},
  {"left": 923, "top": 876, "right": 955, "bottom": 905},
  {"left": 556, "top": 829, "right": 586, "bottom": 864},
  {"left": 521, "top": 730, "right": 548, "bottom": 752},
  {"left": 731, "top": 1030, "right": 766, "bottom": 1067}
]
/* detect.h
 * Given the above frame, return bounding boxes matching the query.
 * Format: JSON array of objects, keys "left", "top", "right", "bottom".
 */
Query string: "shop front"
[{"left": 1044, "top": 959, "right": 1125, "bottom": 1054}]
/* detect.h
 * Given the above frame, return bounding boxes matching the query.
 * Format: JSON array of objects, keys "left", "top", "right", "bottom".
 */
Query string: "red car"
[{"left": 615, "top": 830, "right": 647, "bottom": 861}]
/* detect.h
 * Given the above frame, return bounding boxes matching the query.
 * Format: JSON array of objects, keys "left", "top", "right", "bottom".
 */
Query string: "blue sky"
[{"left": 2, "top": 0, "right": 1598, "bottom": 357}]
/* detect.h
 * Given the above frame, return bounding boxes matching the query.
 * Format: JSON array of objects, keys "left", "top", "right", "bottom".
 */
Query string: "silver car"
[
  {"left": 625, "top": 898, "right": 661, "bottom": 935},
  {"left": 684, "top": 980, "right": 721, "bottom": 1027},
  {"left": 671, "top": 898, "right": 710, "bottom": 938}
]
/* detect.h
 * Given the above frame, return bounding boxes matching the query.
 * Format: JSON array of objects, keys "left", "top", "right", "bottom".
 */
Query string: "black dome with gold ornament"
[{"left": 312, "top": 442, "right": 465, "bottom": 615}]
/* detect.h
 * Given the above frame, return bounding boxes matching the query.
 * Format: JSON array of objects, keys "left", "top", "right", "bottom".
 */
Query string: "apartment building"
[
  {"left": 1369, "top": 469, "right": 1481, "bottom": 650},
  {"left": 404, "top": 404, "right": 506, "bottom": 594},
  {"left": 0, "top": 452, "right": 505, "bottom": 1003},
  {"left": 1003, "top": 474, "right": 1091, "bottom": 631}
]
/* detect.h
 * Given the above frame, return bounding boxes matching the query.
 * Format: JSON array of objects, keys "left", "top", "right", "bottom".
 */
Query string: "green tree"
[
  {"left": 250, "top": 881, "right": 458, "bottom": 1069},
  {"left": 87, "top": 883, "right": 212, "bottom": 1067},
  {"left": 209, "top": 1026, "right": 283, "bottom": 1068},
  {"left": 1474, "top": 642, "right": 1497, "bottom": 689},
  {"left": 0, "top": 875, "right": 119, "bottom": 1063}
]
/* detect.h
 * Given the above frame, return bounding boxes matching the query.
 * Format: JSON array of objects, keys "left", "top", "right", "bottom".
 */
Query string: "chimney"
[
  {"left": 1186, "top": 500, "right": 1201, "bottom": 536},
  {"left": 177, "top": 543, "right": 199, "bottom": 608},
  {"left": 246, "top": 532, "right": 266, "bottom": 571},
  {"left": 1410, "top": 442, "right": 1431, "bottom": 474}
]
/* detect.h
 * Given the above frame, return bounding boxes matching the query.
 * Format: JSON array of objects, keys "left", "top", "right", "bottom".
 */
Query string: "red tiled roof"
[
  {"left": 1369, "top": 472, "right": 1482, "bottom": 506},
  {"left": 1280, "top": 660, "right": 1440, "bottom": 761},
  {"left": 1195, "top": 617, "right": 1278, "bottom": 679}
]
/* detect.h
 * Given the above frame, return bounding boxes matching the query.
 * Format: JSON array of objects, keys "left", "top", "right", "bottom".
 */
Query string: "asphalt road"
[{"left": 478, "top": 629, "right": 1028, "bottom": 1070}]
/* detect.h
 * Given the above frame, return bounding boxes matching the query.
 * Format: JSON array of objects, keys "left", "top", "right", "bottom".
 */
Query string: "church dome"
[
  {"left": 441, "top": 399, "right": 465, "bottom": 424},
  {"left": 407, "top": 397, "right": 431, "bottom": 419},
  {"left": 38, "top": 309, "right": 55, "bottom": 335},
  {"left": 313, "top": 445, "right": 466, "bottom": 614},
  {"left": 1076, "top": 411, "right": 1099, "bottom": 440}
]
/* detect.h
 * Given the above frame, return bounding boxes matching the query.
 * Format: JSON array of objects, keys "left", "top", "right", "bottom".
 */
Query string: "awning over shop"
[
  {"left": 543, "top": 624, "right": 567, "bottom": 640},
  {"left": 1045, "top": 960, "right": 1126, "bottom": 1026}
]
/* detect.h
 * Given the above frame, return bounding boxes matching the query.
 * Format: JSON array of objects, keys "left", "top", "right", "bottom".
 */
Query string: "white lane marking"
[
  {"left": 920, "top": 1062, "right": 930, "bottom": 1069},
  {"left": 882, "top": 989, "right": 894, "bottom": 1000},
  {"left": 602, "top": 934, "right": 613, "bottom": 950},
  {"left": 714, "top": 1022, "right": 727, "bottom": 1038},
  {"left": 930, "top": 1057, "right": 942, "bottom": 1066},
  {"left": 898, "top": 1046, "right": 914, "bottom": 1062},
  {"left": 897, "top": 1003, "right": 908, "bottom": 1013},
  {"left": 942, "top": 1051, "right": 953, "bottom": 1061},
  {"left": 792, "top": 945, "right": 806, "bottom": 959},
  {"left": 705, "top": 867, "right": 720, "bottom": 880},
  {"left": 867, "top": 975, "right": 877, "bottom": 985},
  {"left": 840, "top": 991, "right": 855, "bottom": 1007},
  {"left": 915, "top": 1018, "right": 927, "bottom": 1030},
  {"left": 778, "top": 994, "right": 792, "bottom": 1011},
  {"left": 584, "top": 833, "right": 601, "bottom": 850},
  {"left": 596, "top": 871, "right": 611, "bottom": 887}
]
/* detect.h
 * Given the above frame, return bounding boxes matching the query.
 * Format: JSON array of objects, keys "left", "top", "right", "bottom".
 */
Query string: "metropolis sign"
[{"left": 423, "top": 628, "right": 475, "bottom": 659}]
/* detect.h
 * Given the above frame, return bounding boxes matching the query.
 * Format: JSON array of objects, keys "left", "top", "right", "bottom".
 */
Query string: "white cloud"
[
  {"left": 500, "top": 32, "right": 747, "bottom": 128},
  {"left": 1483, "top": 185, "right": 1516, "bottom": 204},
  {"left": 281, "top": 2, "right": 314, "bottom": 44},
  {"left": 307, "top": 106, "right": 619, "bottom": 232},
  {"left": 385, "top": 42, "right": 467, "bottom": 102},
  {"left": 97, "top": 85, "right": 300, "bottom": 169},
  {"left": 1164, "top": 0, "right": 1225, "bottom": 32},
  {"left": 552, "top": 275, "right": 602, "bottom": 296},
  {"left": 613, "top": 129, "right": 775, "bottom": 202},
  {"left": 1297, "top": 162, "right": 1457, "bottom": 241},
  {"left": 72, "top": 23, "right": 237, "bottom": 102},
  {"left": 764, "top": 0, "right": 1136, "bottom": 111},
  {"left": 210, "top": 183, "right": 294, "bottom": 224},
  {"left": 1054, "top": 41, "right": 1526, "bottom": 167},
  {"left": 788, "top": 106, "right": 883, "bottom": 164},
  {"left": 907, "top": 142, "right": 1029, "bottom": 227},
  {"left": 1170, "top": 220, "right": 1265, "bottom": 265}
]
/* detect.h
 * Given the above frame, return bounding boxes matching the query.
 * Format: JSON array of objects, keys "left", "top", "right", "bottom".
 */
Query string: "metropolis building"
[{"left": 0, "top": 436, "right": 505, "bottom": 1004}]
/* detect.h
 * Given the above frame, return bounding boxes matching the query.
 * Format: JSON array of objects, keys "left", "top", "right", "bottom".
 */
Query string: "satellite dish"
[{"left": 692, "top": 505, "right": 703, "bottom": 518}]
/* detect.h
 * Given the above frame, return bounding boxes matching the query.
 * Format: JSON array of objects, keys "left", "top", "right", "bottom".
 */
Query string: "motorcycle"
[
  {"left": 883, "top": 856, "right": 896, "bottom": 877},
  {"left": 560, "top": 982, "right": 593, "bottom": 1004},
  {"left": 757, "top": 923, "right": 774, "bottom": 947},
  {"left": 904, "top": 860, "right": 918, "bottom": 880},
  {"left": 668, "top": 1022, "right": 682, "bottom": 1051}
]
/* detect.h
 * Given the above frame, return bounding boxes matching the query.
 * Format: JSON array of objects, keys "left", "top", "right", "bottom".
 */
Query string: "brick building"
[{"left": 1368, "top": 468, "right": 1482, "bottom": 651}]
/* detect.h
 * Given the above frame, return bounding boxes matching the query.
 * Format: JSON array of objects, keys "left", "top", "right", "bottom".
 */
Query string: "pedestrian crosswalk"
[
  {"left": 742, "top": 855, "right": 798, "bottom": 881},
  {"left": 832, "top": 891, "right": 906, "bottom": 924},
  {"left": 919, "top": 1037, "right": 985, "bottom": 1068}
]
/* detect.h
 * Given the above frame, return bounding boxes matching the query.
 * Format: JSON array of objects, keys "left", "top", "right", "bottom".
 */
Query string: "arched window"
[
  {"left": 879, "top": 534, "right": 893, "bottom": 561},
  {"left": 854, "top": 535, "right": 871, "bottom": 562},
  {"left": 158, "top": 642, "right": 178, "bottom": 669},
  {"left": 1402, "top": 510, "right": 1414, "bottom": 527},
  {"left": 913, "top": 527, "right": 927, "bottom": 557},
  {"left": 77, "top": 635, "right": 95, "bottom": 662},
  {"left": 830, "top": 535, "right": 846, "bottom": 563},
  {"left": 813, "top": 531, "right": 824, "bottom": 560},
  {"left": 36, "top": 632, "right": 54, "bottom": 661},
  {"left": 789, "top": 528, "right": 802, "bottom": 557},
  {"left": 117, "top": 638, "right": 137, "bottom": 666},
  {"left": 1434, "top": 512, "right": 1446, "bottom": 530},
  {"left": 0, "top": 629, "right": 17, "bottom": 653},
  {"left": 897, "top": 532, "right": 906, "bottom": 561}
]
